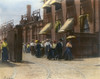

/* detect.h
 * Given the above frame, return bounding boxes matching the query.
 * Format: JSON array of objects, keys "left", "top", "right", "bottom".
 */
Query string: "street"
[
  {"left": 0, "top": 0, "right": 100, "bottom": 79},
  {"left": 0, "top": 53, "right": 100, "bottom": 79}
]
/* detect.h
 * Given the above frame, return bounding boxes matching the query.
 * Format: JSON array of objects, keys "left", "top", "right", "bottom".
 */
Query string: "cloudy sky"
[{"left": 0, "top": 0, "right": 43, "bottom": 25}]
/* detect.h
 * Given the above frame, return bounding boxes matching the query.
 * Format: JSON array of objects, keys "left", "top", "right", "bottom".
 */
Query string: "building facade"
[
  {"left": 39, "top": 0, "right": 100, "bottom": 57},
  {"left": 0, "top": 0, "right": 100, "bottom": 58}
]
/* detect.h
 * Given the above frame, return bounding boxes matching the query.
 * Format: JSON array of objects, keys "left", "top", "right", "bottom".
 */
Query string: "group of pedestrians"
[
  {"left": 0, "top": 37, "right": 74, "bottom": 62},
  {"left": 23, "top": 38, "right": 73, "bottom": 60}
]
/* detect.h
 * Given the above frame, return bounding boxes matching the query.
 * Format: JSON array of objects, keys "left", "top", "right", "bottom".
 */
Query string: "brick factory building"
[
  {"left": 20, "top": 5, "right": 44, "bottom": 43},
  {"left": 39, "top": 0, "right": 100, "bottom": 57},
  {"left": 0, "top": 0, "right": 99, "bottom": 58}
]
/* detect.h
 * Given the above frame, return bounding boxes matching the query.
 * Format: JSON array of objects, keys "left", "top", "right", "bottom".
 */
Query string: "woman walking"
[
  {"left": 52, "top": 40, "right": 57, "bottom": 59},
  {"left": 56, "top": 39, "right": 63, "bottom": 59},
  {"left": 0, "top": 40, "right": 2, "bottom": 60},
  {"left": 36, "top": 40, "right": 41, "bottom": 58},
  {"left": 64, "top": 39, "right": 73, "bottom": 60},
  {"left": 47, "top": 41, "right": 53, "bottom": 60},
  {"left": 27, "top": 43, "right": 30, "bottom": 53},
  {"left": 1, "top": 38, "right": 9, "bottom": 62}
]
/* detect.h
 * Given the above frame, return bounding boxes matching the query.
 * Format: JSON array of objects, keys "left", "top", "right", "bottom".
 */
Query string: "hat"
[
  {"left": 35, "top": 40, "right": 38, "bottom": 43},
  {"left": 66, "top": 35, "right": 76, "bottom": 39}
]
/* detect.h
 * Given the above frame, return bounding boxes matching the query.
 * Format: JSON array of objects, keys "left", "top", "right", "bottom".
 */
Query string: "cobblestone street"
[{"left": 0, "top": 53, "right": 100, "bottom": 79}]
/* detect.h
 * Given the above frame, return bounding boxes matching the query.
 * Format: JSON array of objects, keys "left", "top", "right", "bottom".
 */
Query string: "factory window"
[
  {"left": 67, "top": 6, "right": 75, "bottom": 18},
  {"left": 80, "top": 0, "right": 93, "bottom": 22},
  {"left": 55, "top": 4, "right": 62, "bottom": 10},
  {"left": 46, "top": 8, "right": 51, "bottom": 13},
  {"left": 66, "top": 0, "right": 74, "bottom": 7},
  {"left": 66, "top": 0, "right": 76, "bottom": 21},
  {"left": 80, "top": 0, "right": 87, "bottom": 2},
  {"left": 80, "top": 0, "right": 90, "bottom": 33},
  {"left": 46, "top": 34, "right": 51, "bottom": 39},
  {"left": 80, "top": 14, "right": 90, "bottom": 33}
]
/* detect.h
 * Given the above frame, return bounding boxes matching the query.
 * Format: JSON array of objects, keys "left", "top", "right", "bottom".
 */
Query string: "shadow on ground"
[
  {"left": 95, "top": 64, "right": 100, "bottom": 66},
  {"left": 0, "top": 60, "right": 19, "bottom": 67},
  {"left": 72, "top": 58, "right": 84, "bottom": 61},
  {"left": 20, "top": 61, "right": 35, "bottom": 64}
]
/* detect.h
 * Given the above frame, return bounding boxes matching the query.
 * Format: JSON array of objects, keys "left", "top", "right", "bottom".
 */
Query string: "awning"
[
  {"left": 42, "top": 0, "right": 52, "bottom": 8},
  {"left": 50, "top": 0, "right": 62, "bottom": 5},
  {"left": 39, "top": 23, "right": 52, "bottom": 35},
  {"left": 79, "top": 14, "right": 89, "bottom": 19},
  {"left": 58, "top": 18, "right": 74, "bottom": 33}
]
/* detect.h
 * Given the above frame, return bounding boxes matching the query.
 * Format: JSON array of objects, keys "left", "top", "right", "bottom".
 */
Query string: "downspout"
[
  {"left": 93, "top": 0, "right": 95, "bottom": 33},
  {"left": 98, "top": 0, "right": 100, "bottom": 55},
  {"left": 36, "top": 26, "right": 37, "bottom": 40}
]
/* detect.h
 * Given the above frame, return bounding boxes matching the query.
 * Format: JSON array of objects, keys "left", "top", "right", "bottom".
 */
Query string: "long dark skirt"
[
  {"left": 2, "top": 47, "right": 8, "bottom": 61},
  {"left": 31, "top": 46, "right": 34, "bottom": 55},
  {"left": 47, "top": 48, "right": 53, "bottom": 59},
  {"left": 64, "top": 47, "right": 73, "bottom": 60},
  {"left": 41, "top": 47, "right": 45, "bottom": 56},
  {"left": 56, "top": 48, "right": 62, "bottom": 59},
  {"left": 27, "top": 47, "right": 30, "bottom": 53},
  {"left": 36, "top": 49, "right": 41, "bottom": 58}
]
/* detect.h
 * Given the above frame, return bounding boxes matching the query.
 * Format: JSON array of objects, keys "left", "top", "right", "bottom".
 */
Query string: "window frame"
[{"left": 80, "top": 2, "right": 90, "bottom": 33}]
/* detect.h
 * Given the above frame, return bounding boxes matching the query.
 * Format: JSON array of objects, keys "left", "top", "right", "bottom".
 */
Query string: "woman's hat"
[
  {"left": 66, "top": 35, "right": 76, "bottom": 39},
  {"left": 35, "top": 40, "right": 38, "bottom": 43}
]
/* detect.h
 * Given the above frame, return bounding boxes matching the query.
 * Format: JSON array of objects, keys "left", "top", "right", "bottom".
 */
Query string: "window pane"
[
  {"left": 55, "top": 4, "right": 62, "bottom": 10},
  {"left": 46, "top": 8, "right": 51, "bottom": 13},
  {"left": 66, "top": 0, "right": 74, "bottom": 6}
]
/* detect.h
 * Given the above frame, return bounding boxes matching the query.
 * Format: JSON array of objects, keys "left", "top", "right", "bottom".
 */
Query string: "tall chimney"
[{"left": 27, "top": 5, "right": 31, "bottom": 21}]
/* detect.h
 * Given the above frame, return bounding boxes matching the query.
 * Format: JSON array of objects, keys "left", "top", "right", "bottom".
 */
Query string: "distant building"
[{"left": 20, "top": 5, "right": 44, "bottom": 43}]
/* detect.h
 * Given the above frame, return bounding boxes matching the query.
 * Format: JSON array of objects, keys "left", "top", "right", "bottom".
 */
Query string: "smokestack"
[{"left": 27, "top": 5, "right": 31, "bottom": 21}]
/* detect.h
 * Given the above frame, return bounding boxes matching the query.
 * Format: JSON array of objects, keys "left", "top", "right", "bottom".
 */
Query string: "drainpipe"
[
  {"left": 93, "top": 0, "right": 95, "bottom": 33},
  {"left": 98, "top": 0, "right": 100, "bottom": 55}
]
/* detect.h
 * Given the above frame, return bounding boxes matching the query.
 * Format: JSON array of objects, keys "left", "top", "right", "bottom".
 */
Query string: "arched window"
[{"left": 66, "top": 0, "right": 77, "bottom": 24}]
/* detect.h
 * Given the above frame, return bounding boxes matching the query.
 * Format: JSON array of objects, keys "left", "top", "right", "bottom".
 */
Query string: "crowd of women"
[
  {"left": 23, "top": 38, "right": 73, "bottom": 60},
  {"left": 0, "top": 37, "right": 74, "bottom": 62}
]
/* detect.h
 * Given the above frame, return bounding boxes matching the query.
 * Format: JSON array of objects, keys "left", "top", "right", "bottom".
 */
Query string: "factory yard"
[{"left": 0, "top": 53, "right": 100, "bottom": 79}]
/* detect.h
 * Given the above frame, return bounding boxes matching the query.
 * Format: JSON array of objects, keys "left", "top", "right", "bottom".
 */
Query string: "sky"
[{"left": 0, "top": 0, "right": 43, "bottom": 25}]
